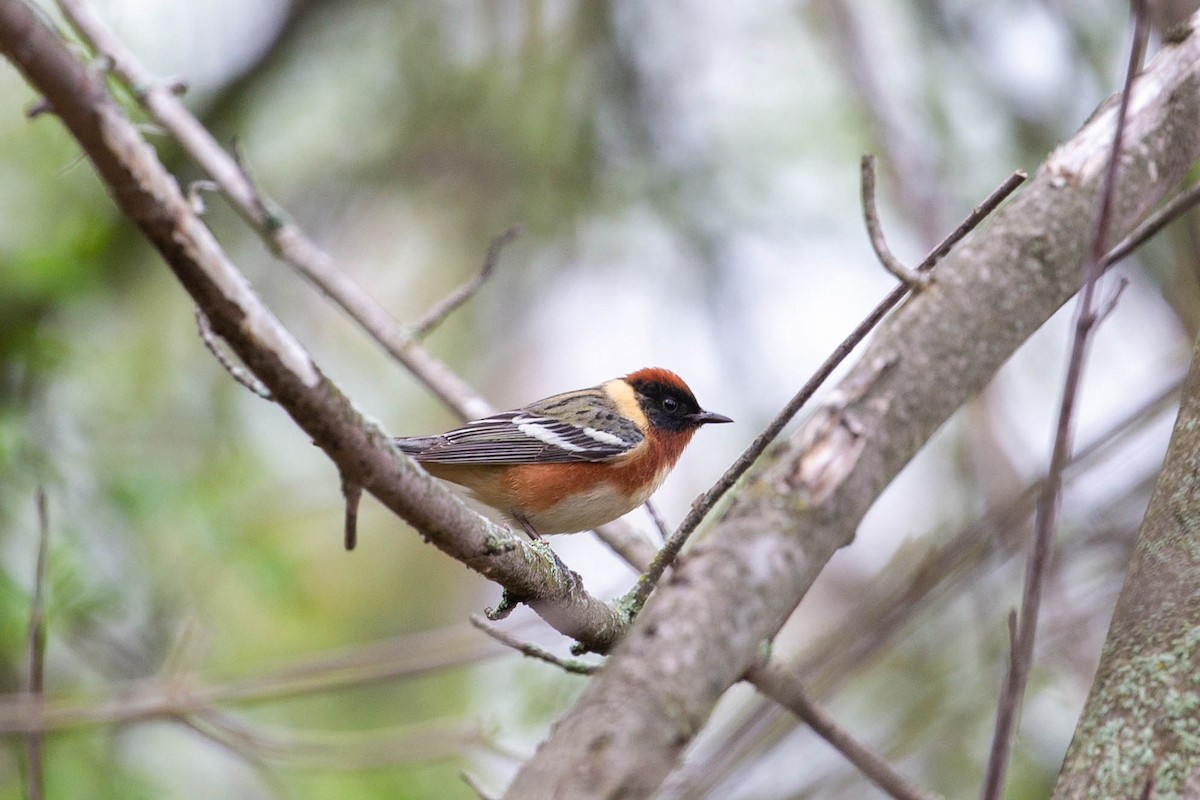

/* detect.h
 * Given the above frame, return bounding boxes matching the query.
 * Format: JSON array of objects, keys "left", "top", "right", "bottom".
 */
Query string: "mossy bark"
[{"left": 1053, "top": 332, "right": 1200, "bottom": 799}]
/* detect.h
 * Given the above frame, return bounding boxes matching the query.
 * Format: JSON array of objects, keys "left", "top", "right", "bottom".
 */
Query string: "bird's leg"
[
  {"left": 513, "top": 514, "right": 579, "bottom": 583},
  {"left": 514, "top": 514, "right": 542, "bottom": 541}
]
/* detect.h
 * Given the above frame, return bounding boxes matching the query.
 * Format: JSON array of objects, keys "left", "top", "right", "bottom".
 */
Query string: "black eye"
[{"left": 661, "top": 396, "right": 680, "bottom": 413}]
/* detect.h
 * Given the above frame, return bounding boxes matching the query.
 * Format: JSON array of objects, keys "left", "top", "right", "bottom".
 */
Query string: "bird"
[{"left": 393, "top": 367, "right": 732, "bottom": 538}]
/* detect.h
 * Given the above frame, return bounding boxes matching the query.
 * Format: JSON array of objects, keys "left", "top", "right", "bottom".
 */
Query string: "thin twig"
[
  {"left": 186, "top": 707, "right": 489, "bottom": 768},
  {"left": 620, "top": 167, "right": 1026, "bottom": 616},
  {"left": 341, "top": 475, "right": 363, "bottom": 551},
  {"left": 410, "top": 226, "right": 521, "bottom": 339},
  {"left": 55, "top": 0, "right": 493, "bottom": 421},
  {"left": 194, "top": 308, "right": 272, "bottom": 400},
  {"left": 1094, "top": 277, "right": 1130, "bottom": 326},
  {"left": 861, "top": 155, "right": 929, "bottom": 287},
  {"left": 25, "top": 488, "right": 49, "bottom": 800},
  {"left": 747, "top": 662, "right": 940, "bottom": 800},
  {"left": 0, "top": 622, "right": 505, "bottom": 735},
  {"left": 26, "top": 97, "right": 54, "bottom": 117},
  {"left": 469, "top": 615, "right": 598, "bottom": 676},
  {"left": 980, "top": 5, "right": 1149, "bottom": 799},
  {"left": 462, "top": 771, "right": 498, "bottom": 800},
  {"left": 186, "top": 178, "right": 218, "bottom": 215},
  {"left": 1105, "top": 178, "right": 1200, "bottom": 266},
  {"left": 643, "top": 500, "right": 671, "bottom": 543}
]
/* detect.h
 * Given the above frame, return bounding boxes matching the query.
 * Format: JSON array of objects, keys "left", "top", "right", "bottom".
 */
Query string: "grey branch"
[
  {"left": 503, "top": 14, "right": 1200, "bottom": 797},
  {"left": 410, "top": 226, "right": 521, "bottom": 340}
]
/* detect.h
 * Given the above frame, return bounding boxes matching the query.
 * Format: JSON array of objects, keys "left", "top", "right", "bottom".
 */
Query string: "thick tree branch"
[
  {"left": 0, "top": 0, "right": 626, "bottom": 654},
  {"left": 621, "top": 164, "right": 1024, "bottom": 618},
  {"left": 505, "top": 18, "right": 1200, "bottom": 797},
  {"left": 1053, "top": 295, "right": 1200, "bottom": 793},
  {"left": 1053, "top": 336, "right": 1200, "bottom": 796}
]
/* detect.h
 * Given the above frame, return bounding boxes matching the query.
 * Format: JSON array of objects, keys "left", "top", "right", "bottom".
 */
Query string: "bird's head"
[{"left": 624, "top": 367, "right": 733, "bottom": 434}]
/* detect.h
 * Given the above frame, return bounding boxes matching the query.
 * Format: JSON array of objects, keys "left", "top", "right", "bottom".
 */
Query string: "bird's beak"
[{"left": 692, "top": 410, "right": 733, "bottom": 425}]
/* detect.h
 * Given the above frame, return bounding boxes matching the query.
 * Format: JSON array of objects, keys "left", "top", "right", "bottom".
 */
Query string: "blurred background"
[{"left": 0, "top": 1, "right": 1195, "bottom": 797}]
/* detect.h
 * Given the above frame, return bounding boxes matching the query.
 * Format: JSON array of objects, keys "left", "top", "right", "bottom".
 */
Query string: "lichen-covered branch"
[{"left": 1052, "top": 334, "right": 1200, "bottom": 797}]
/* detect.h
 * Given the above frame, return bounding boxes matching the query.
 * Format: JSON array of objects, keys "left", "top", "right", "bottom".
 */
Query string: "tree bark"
[
  {"left": 505, "top": 17, "right": 1200, "bottom": 799},
  {"left": 1052, "top": 328, "right": 1200, "bottom": 797}
]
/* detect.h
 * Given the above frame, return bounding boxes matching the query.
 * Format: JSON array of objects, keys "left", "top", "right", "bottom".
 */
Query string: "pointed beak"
[{"left": 692, "top": 409, "right": 733, "bottom": 425}]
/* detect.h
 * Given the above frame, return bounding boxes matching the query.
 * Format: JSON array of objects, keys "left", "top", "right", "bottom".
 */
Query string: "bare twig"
[
  {"left": 469, "top": 615, "right": 598, "bottom": 676},
  {"left": 55, "top": 0, "right": 493, "bottom": 422},
  {"left": 1095, "top": 277, "right": 1131, "bottom": 326},
  {"left": 186, "top": 178, "right": 218, "bottom": 215},
  {"left": 861, "top": 155, "right": 930, "bottom": 287},
  {"left": 0, "top": 622, "right": 507, "bottom": 735},
  {"left": 1105, "top": 179, "right": 1200, "bottom": 266},
  {"left": 462, "top": 770, "right": 498, "bottom": 800},
  {"left": 594, "top": 521, "right": 658, "bottom": 571},
  {"left": 643, "top": 500, "right": 671, "bottom": 543},
  {"left": 980, "top": 5, "right": 1149, "bottom": 798},
  {"left": 194, "top": 308, "right": 272, "bottom": 400},
  {"left": 620, "top": 166, "right": 1026, "bottom": 616},
  {"left": 187, "top": 708, "right": 488, "bottom": 769},
  {"left": 26, "top": 97, "right": 54, "bottom": 117},
  {"left": 411, "top": 226, "right": 521, "bottom": 340},
  {"left": 341, "top": 475, "right": 362, "bottom": 551},
  {"left": 748, "top": 662, "right": 940, "bottom": 800},
  {"left": 25, "top": 488, "right": 49, "bottom": 800}
]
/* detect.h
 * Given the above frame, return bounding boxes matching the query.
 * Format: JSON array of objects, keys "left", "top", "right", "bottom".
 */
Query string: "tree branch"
[
  {"left": 747, "top": 662, "right": 939, "bottom": 800},
  {"left": 54, "top": 0, "right": 662, "bottom": 574},
  {"left": 0, "top": 0, "right": 626, "bottom": 655},
  {"left": 54, "top": 0, "right": 495, "bottom": 422},
  {"left": 982, "top": 5, "right": 1149, "bottom": 796},
  {"left": 1053, "top": 309, "right": 1200, "bottom": 797},
  {"left": 504, "top": 15, "right": 1200, "bottom": 796},
  {"left": 410, "top": 226, "right": 521, "bottom": 340}
]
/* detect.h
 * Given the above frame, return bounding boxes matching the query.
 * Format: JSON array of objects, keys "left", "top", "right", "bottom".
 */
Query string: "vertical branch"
[
  {"left": 25, "top": 488, "right": 50, "bottom": 800},
  {"left": 979, "top": 4, "right": 1150, "bottom": 798}
]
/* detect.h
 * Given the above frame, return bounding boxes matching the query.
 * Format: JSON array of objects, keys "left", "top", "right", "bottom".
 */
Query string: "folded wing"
[{"left": 394, "top": 388, "right": 643, "bottom": 465}]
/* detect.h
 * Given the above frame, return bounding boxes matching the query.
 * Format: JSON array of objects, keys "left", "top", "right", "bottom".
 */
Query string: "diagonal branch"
[
  {"left": 620, "top": 164, "right": 1025, "bottom": 617},
  {"left": 410, "top": 226, "right": 521, "bottom": 340},
  {"left": 503, "top": 14, "right": 1200, "bottom": 796},
  {"left": 0, "top": 0, "right": 626, "bottom": 655},
  {"left": 54, "top": 0, "right": 662, "bottom": 574},
  {"left": 54, "top": 0, "right": 493, "bottom": 422},
  {"left": 747, "top": 662, "right": 938, "bottom": 800}
]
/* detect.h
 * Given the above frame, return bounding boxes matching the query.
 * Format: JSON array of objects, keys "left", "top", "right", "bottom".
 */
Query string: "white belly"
[{"left": 524, "top": 468, "right": 670, "bottom": 535}]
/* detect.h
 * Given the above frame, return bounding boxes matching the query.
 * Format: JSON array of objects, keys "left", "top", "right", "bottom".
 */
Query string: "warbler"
[{"left": 394, "top": 367, "right": 732, "bottom": 538}]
